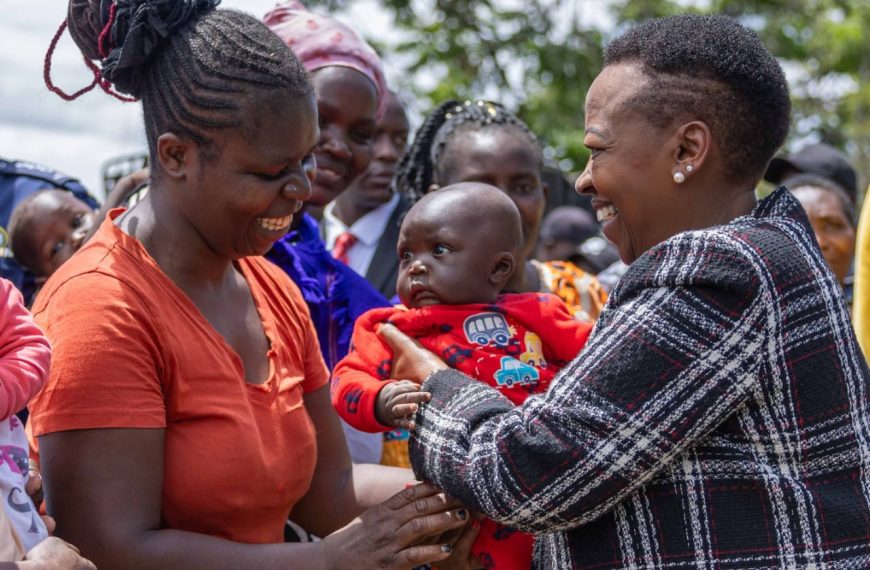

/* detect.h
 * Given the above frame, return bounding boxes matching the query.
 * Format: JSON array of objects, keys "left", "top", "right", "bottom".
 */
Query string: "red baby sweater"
[
  {"left": 332, "top": 292, "right": 592, "bottom": 432},
  {"left": 332, "top": 292, "right": 591, "bottom": 569}
]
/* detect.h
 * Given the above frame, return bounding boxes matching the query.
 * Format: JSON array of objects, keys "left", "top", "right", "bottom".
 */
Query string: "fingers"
[
  {"left": 383, "top": 481, "right": 442, "bottom": 510},
  {"left": 392, "top": 391, "right": 432, "bottom": 406},
  {"left": 394, "top": 543, "right": 455, "bottom": 568},
  {"left": 395, "top": 508, "right": 469, "bottom": 547},
  {"left": 389, "top": 391, "right": 432, "bottom": 428},
  {"left": 25, "top": 465, "right": 44, "bottom": 507},
  {"left": 451, "top": 518, "right": 482, "bottom": 559},
  {"left": 41, "top": 514, "right": 56, "bottom": 535},
  {"left": 384, "top": 483, "right": 464, "bottom": 518}
]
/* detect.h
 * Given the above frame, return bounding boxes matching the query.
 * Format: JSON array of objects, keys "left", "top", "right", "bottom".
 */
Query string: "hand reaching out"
[{"left": 376, "top": 380, "right": 431, "bottom": 429}]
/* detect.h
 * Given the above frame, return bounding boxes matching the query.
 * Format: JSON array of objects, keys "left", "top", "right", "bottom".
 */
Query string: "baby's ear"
[{"left": 489, "top": 252, "right": 516, "bottom": 287}]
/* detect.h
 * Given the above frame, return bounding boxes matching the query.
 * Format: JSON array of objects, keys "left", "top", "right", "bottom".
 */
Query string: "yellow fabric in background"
[{"left": 853, "top": 186, "right": 870, "bottom": 357}]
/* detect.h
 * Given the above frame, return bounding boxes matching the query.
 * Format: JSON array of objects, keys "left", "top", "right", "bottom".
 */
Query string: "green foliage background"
[{"left": 307, "top": 0, "right": 869, "bottom": 195}]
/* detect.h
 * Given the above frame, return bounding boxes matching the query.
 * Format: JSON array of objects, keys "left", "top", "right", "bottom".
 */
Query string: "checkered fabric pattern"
[{"left": 410, "top": 187, "right": 870, "bottom": 569}]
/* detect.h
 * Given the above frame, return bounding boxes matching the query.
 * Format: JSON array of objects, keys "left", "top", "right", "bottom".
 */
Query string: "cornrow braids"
[
  {"left": 395, "top": 99, "right": 543, "bottom": 202},
  {"left": 59, "top": 1, "right": 312, "bottom": 165}
]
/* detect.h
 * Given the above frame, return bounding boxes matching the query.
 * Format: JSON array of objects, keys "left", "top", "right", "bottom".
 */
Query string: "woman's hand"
[
  {"left": 377, "top": 324, "right": 447, "bottom": 384},
  {"left": 19, "top": 537, "right": 97, "bottom": 570},
  {"left": 322, "top": 482, "right": 469, "bottom": 569},
  {"left": 25, "top": 462, "right": 55, "bottom": 535},
  {"left": 431, "top": 517, "right": 485, "bottom": 570}
]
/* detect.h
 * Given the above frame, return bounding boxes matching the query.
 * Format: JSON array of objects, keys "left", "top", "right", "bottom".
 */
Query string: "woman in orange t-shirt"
[{"left": 30, "top": 2, "right": 471, "bottom": 569}]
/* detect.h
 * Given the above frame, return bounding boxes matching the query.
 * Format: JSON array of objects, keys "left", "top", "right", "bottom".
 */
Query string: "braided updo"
[
  {"left": 394, "top": 99, "right": 543, "bottom": 202},
  {"left": 61, "top": 0, "right": 312, "bottom": 161}
]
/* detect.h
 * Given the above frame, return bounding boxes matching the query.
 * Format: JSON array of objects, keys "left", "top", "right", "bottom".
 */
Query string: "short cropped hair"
[{"left": 604, "top": 14, "right": 791, "bottom": 183}]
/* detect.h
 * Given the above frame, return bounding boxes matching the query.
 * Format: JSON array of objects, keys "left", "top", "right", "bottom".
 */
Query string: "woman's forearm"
[
  {"left": 352, "top": 463, "right": 415, "bottom": 511},
  {"left": 69, "top": 527, "right": 331, "bottom": 570}
]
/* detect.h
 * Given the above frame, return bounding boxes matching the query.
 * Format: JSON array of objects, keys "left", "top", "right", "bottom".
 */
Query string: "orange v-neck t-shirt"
[{"left": 28, "top": 209, "right": 328, "bottom": 543}]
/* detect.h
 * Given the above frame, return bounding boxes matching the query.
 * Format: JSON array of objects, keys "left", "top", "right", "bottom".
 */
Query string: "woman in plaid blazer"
[{"left": 378, "top": 14, "right": 870, "bottom": 570}]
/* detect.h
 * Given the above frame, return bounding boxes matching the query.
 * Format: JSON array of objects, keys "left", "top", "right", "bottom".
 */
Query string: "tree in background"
[{"left": 307, "top": 0, "right": 868, "bottom": 194}]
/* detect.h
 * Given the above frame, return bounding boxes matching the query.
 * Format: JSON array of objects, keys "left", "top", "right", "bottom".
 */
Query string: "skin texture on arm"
[
  {"left": 389, "top": 236, "right": 767, "bottom": 533},
  {"left": 289, "top": 384, "right": 416, "bottom": 536},
  {"left": 39, "top": 425, "right": 464, "bottom": 570}
]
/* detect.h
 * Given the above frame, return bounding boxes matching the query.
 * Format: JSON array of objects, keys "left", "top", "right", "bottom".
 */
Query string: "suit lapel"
[{"left": 365, "top": 197, "right": 408, "bottom": 300}]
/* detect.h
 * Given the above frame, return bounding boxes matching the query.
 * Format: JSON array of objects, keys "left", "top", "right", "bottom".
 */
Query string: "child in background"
[
  {"left": 8, "top": 169, "right": 149, "bottom": 286},
  {"left": 0, "top": 278, "right": 93, "bottom": 568},
  {"left": 7, "top": 190, "right": 95, "bottom": 282},
  {"left": 332, "top": 182, "right": 592, "bottom": 570}
]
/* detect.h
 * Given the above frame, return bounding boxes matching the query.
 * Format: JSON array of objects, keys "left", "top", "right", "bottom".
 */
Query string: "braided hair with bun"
[
  {"left": 52, "top": 0, "right": 312, "bottom": 164},
  {"left": 394, "top": 99, "right": 543, "bottom": 202}
]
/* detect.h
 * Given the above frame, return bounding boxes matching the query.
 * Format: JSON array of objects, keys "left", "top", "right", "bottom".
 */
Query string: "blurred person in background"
[
  {"left": 534, "top": 205, "right": 598, "bottom": 262},
  {"left": 324, "top": 90, "right": 411, "bottom": 300},
  {"left": 786, "top": 174, "right": 856, "bottom": 297}
]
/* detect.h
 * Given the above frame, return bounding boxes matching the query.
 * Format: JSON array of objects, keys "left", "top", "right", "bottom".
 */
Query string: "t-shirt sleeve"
[
  {"left": 28, "top": 273, "right": 167, "bottom": 436},
  {"left": 0, "top": 278, "right": 51, "bottom": 420}
]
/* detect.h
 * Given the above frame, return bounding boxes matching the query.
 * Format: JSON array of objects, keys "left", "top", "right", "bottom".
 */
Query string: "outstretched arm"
[{"left": 391, "top": 239, "right": 766, "bottom": 532}]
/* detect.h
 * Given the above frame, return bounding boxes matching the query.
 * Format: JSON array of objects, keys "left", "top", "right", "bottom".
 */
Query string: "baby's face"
[
  {"left": 22, "top": 191, "right": 95, "bottom": 277},
  {"left": 396, "top": 203, "right": 502, "bottom": 308}
]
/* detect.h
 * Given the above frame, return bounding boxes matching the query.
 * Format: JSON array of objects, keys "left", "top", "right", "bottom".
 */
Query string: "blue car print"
[{"left": 494, "top": 357, "right": 540, "bottom": 387}]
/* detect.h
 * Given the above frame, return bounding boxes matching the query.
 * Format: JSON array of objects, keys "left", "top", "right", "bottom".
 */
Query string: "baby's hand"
[{"left": 375, "top": 380, "right": 432, "bottom": 429}]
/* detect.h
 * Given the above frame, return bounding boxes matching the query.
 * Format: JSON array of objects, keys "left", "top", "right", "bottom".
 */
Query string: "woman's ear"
[
  {"left": 156, "top": 133, "right": 192, "bottom": 181},
  {"left": 673, "top": 120, "right": 712, "bottom": 178},
  {"left": 489, "top": 252, "right": 516, "bottom": 288}
]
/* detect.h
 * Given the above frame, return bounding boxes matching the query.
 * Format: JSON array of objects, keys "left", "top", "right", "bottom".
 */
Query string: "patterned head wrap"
[{"left": 263, "top": 1, "right": 388, "bottom": 119}]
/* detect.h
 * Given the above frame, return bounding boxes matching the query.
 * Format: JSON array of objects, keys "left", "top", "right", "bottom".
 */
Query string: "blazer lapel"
[{"left": 365, "top": 196, "right": 408, "bottom": 300}]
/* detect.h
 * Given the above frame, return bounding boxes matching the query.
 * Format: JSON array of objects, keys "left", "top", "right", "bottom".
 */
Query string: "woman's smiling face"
[
  {"left": 575, "top": 63, "right": 683, "bottom": 264},
  {"left": 308, "top": 66, "right": 379, "bottom": 207}
]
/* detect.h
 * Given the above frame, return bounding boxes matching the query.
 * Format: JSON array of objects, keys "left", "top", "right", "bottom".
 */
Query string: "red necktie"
[{"left": 333, "top": 231, "right": 358, "bottom": 264}]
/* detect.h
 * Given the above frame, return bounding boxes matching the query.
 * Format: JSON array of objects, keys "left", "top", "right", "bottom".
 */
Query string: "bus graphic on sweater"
[{"left": 463, "top": 312, "right": 511, "bottom": 347}]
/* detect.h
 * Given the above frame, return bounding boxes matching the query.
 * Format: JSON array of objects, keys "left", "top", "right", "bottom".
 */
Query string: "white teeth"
[
  {"left": 596, "top": 205, "right": 618, "bottom": 223},
  {"left": 258, "top": 215, "right": 292, "bottom": 231}
]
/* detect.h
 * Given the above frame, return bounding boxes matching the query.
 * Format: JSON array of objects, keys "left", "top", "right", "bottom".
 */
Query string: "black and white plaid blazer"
[{"left": 411, "top": 187, "right": 870, "bottom": 569}]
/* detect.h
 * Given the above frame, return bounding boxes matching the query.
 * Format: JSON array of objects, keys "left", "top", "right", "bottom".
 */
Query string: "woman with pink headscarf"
[{"left": 263, "top": 1, "right": 396, "bottom": 466}]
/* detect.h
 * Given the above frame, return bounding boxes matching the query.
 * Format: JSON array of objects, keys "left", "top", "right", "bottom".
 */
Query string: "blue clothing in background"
[
  {"left": 267, "top": 213, "right": 391, "bottom": 464},
  {"left": 266, "top": 212, "right": 391, "bottom": 371}
]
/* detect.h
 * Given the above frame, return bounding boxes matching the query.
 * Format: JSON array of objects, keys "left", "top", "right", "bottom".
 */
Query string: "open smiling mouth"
[
  {"left": 596, "top": 204, "right": 618, "bottom": 223},
  {"left": 258, "top": 214, "right": 292, "bottom": 232}
]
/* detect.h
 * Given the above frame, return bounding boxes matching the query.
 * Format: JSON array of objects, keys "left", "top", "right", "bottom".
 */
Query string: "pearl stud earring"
[
  {"left": 673, "top": 171, "right": 686, "bottom": 184},
  {"left": 686, "top": 164, "right": 694, "bottom": 173}
]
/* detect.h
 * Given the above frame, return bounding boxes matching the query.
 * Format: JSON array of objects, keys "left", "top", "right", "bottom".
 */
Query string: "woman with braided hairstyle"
[
  {"left": 30, "top": 2, "right": 472, "bottom": 569},
  {"left": 394, "top": 100, "right": 607, "bottom": 324}
]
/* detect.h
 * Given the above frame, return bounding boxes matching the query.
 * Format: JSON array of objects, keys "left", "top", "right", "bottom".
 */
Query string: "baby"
[
  {"left": 332, "top": 182, "right": 592, "bottom": 569},
  {"left": 8, "top": 190, "right": 96, "bottom": 282}
]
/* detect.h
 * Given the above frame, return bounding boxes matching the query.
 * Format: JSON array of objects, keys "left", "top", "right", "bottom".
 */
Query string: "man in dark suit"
[{"left": 323, "top": 90, "right": 410, "bottom": 300}]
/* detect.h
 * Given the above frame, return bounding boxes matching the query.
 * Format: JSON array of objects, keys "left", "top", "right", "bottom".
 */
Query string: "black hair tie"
[{"left": 101, "top": 0, "right": 221, "bottom": 96}]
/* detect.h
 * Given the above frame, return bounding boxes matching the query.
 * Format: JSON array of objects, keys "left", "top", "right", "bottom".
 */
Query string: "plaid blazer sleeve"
[{"left": 409, "top": 232, "right": 770, "bottom": 533}]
